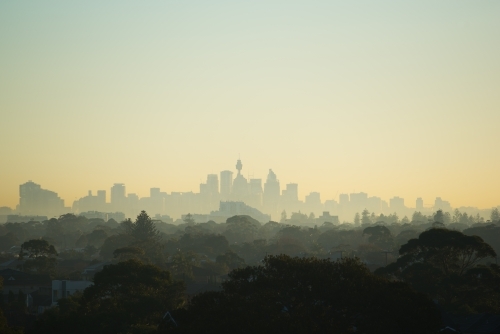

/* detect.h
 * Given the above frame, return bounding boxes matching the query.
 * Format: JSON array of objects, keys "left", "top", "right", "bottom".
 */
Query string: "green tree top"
[
  {"left": 129, "top": 210, "right": 160, "bottom": 243},
  {"left": 19, "top": 239, "right": 57, "bottom": 259}
]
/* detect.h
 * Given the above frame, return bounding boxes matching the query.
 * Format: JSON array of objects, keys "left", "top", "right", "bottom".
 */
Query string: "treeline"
[{"left": 1, "top": 209, "right": 499, "bottom": 333}]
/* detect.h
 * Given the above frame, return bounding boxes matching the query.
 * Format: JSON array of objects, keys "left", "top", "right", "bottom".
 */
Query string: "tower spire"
[{"left": 236, "top": 159, "right": 242, "bottom": 175}]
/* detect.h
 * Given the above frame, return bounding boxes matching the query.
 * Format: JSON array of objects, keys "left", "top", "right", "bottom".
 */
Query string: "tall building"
[
  {"left": 231, "top": 159, "right": 248, "bottom": 201},
  {"left": 263, "top": 169, "right": 280, "bottom": 217},
  {"left": 248, "top": 178, "right": 263, "bottom": 208},
  {"left": 350, "top": 192, "right": 368, "bottom": 211},
  {"left": 72, "top": 189, "right": 107, "bottom": 213},
  {"left": 110, "top": 183, "right": 126, "bottom": 213},
  {"left": 220, "top": 170, "right": 233, "bottom": 199},
  {"left": 18, "top": 181, "right": 65, "bottom": 217},
  {"left": 305, "top": 192, "right": 322, "bottom": 215},
  {"left": 282, "top": 183, "right": 298, "bottom": 202},
  {"left": 416, "top": 197, "right": 424, "bottom": 211},
  {"left": 434, "top": 197, "right": 451, "bottom": 212},
  {"left": 339, "top": 194, "right": 350, "bottom": 206},
  {"left": 390, "top": 196, "right": 405, "bottom": 212},
  {"left": 206, "top": 174, "right": 219, "bottom": 195}
]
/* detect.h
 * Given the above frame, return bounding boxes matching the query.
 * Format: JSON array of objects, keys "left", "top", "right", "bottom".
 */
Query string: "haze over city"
[
  {"left": 1, "top": 1, "right": 500, "bottom": 210},
  {"left": 2, "top": 2, "right": 500, "bottom": 333}
]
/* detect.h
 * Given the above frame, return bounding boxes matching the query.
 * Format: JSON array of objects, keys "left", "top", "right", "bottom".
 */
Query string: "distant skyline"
[{"left": 1, "top": 1, "right": 499, "bottom": 209}]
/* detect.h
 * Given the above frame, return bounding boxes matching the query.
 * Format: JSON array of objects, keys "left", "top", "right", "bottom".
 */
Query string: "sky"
[{"left": 1, "top": 1, "right": 499, "bottom": 210}]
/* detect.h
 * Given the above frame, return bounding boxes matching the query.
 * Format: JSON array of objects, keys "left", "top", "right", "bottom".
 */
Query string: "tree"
[
  {"left": 361, "top": 209, "right": 371, "bottom": 225},
  {"left": 0, "top": 277, "right": 23, "bottom": 334},
  {"left": 183, "top": 213, "right": 195, "bottom": 225},
  {"left": 491, "top": 208, "right": 500, "bottom": 222},
  {"left": 398, "top": 228, "right": 495, "bottom": 276},
  {"left": 354, "top": 212, "right": 360, "bottom": 225},
  {"left": 129, "top": 211, "right": 160, "bottom": 243},
  {"left": 35, "top": 260, "right": 186, "bottom": 334},
  {"left": 434, "top": 210, "right": 445, "bottom": 224},
  {"left": 19, "top": 239, "right": 58, "bottom": 277},
  {"left": 165, "top": 255, "right": 440, "bottom": 333},
  {"left": 19, "top": 239, "right": 57, "bottom": 258},
  {"left": 376, "top": 228, "right": 497, "bottom": 312},
  {"left": 280, "top": 210, "right": 287, "bottom": 222},
  {"left": 216, "top": 251, "right": 246, "bottom": 270},
  {"left": 363, "top": 225, "right": 394, "bottom": 250}
]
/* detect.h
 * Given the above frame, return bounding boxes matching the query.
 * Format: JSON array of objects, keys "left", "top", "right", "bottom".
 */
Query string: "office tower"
[
  {"left": 350, "top": 192, "right": 368, "bottom": 212},
  {"left": 111, "top": 183, "right": 126, "bottom": 213},
  {"left": 232, "top": 159, "right": 248, "bottom": 201},
  {"left": 434, "top": 197, "right": 451, "bottom": 212},
  {"left": 390, "top": 196, "right": 405, "bottom": 212},
  {"left": 305, "top": 192, "right": 322, "bottom": 215},
  {"left": 220, "top": 170, "right": 233, "bottom": 199},
  {"left": 206, "top": 174, "right": 219, "bottom": 195},
  {"left": 416, "top": 197, "right": 424, "bottom": 211},
  {"left": 339, "top": 194, "right": 350, "bottom": 206},
  {"left": 19, "top": 181, "right": 65, "bottom": 217},
  {"left": 263, "top": 169, "right": 280, "bottom": 216},
  {"left": 248, "top": 178, "right": 263, "bottom": 208}
]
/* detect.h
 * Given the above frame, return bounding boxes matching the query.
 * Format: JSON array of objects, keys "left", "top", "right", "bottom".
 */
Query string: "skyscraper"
[
  {"left": 206, "top": 174, "right": 219, "bottom": 195},
  {"left": 111, "top": 183, "right": 126, "bottom": 213},
  {"left": 220, "top": 170, "right": 233, "bottom": 199},
  {"left": 19, "top": 181, "right": 65, "bottom": 217},
  {"left": 416, "top": 197, "right": 424, "bottom": 211},
  {"left": 263, "top": 169, "right": 280, "bottom": 217},
  {"left": 232, "top": 159, "right": 248, "bottom": 201}
]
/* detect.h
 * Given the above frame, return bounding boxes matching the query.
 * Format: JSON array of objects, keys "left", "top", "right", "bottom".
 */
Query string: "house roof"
[{"left": 0, "top": 268, "right": 51, "bottom": 286}]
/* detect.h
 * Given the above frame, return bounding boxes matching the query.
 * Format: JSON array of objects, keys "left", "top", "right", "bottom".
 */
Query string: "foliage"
[
  {"left": 19, "top": 239, "right": 58, "bottom": 277},
  {"left": 376, "top": 228, "right": 498, "bottom": 313},
  {"left": 33, "top": 260, "right": 186, "bottom": 334},
  {"left": 164, "top": 255, "right": 440, "bottom": 333},
  {"left": 362, "top": 225, "right": 394, "bottom": 250},
  {"left": 128, "top": 211, "right": 161, "bottom": 243},
  {"left": 19, "top": 239, "right": 57, "bottom": 259}
]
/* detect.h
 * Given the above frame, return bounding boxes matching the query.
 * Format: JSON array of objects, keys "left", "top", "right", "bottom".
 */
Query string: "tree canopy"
[
  {"left": 164, "top": 255, "right": 440, "bottom": 333},
  {"left": 34, "top": 260, "right": 186, "bottom": 334},
  {"left": 376, "top": 228, "right": 498, "bottom": 313}
]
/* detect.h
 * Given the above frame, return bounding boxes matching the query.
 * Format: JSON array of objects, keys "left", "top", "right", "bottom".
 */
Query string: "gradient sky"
[{"left": 1, "top": 1, "right": 499, "bottom": 210}]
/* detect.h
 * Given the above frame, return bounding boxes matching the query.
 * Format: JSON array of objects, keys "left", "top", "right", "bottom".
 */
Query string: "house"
[
  {"left": 52, "top": 280, "right": 93, "bottom": 305},
  {"left": 0, "top": 268, "right": 51, "bottom": 296},
  {"left": 81, "top": 262, "right": 110, "bottom": 281}
]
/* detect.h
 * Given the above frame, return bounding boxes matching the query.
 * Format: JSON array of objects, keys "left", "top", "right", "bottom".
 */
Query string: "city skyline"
[
  {"left": 3, "top": 158, "right": 498, "bottom": 223},
  {"left": 1, "top": 2, "right": 499, "bottom": 210}
]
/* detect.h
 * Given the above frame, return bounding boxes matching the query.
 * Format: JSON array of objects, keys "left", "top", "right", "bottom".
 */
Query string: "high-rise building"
[
  {"left": 434, "top": 197, "right": 451, "bottom": 212},
  {"left": 416, "top": 197, "right": 424, "bottom": 211},
  {"left": 220, "top": 170, "right": 233, "bottom": 199},
  {"left": 18, "top": 181, "right": 65, "bottom": 217},
  {"left": 305, "top": 192, "right": 322, "bottom": 215},
  {"left": 339, "top": 194, "right": 349, "bottom": 206},
  {"left": 350, "top": 192, "right": 368, "bottom": 211},
  {"left": 206, "top": 174, "right": 219, "bottom": 195},
  {"left": 232, "top": 159, "right": 248, "bottom": 201},
  {"left": 111, "top": 183, "right": 126, "bottom": 213},
  {"left": 97, "top": 190, "right": 106, "bottom": 205},
  {"left": 248, "top": 178, "right": 263, "bottom": 208},
  {"left": 263, "top": 169, "right": 280, "bottom": 217},
  {"left": 390, "top": 196, "right": 405, "bottom": 212},
  {"left": 282, "top": 183, "right": 298, "bottom": 202}
]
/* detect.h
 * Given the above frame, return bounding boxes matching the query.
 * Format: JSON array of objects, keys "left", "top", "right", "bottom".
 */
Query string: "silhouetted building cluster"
[{"left": 5, "top": 160, "right": 488, "bottom": 222}]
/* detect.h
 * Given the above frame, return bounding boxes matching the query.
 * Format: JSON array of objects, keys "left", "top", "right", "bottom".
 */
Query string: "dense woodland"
[{"left": 1, "top": 208, "right": 499, "bottom": 333}]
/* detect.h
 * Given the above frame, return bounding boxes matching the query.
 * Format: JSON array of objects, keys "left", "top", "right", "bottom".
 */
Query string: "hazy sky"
[{"left": 1, "top": 1, "right": 499, "bottom": 210}]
